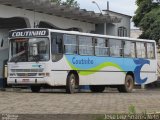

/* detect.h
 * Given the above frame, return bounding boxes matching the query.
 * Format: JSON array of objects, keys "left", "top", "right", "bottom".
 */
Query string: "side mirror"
[{"left": 1, "top": 38, "right": 4, "bottom": 47}]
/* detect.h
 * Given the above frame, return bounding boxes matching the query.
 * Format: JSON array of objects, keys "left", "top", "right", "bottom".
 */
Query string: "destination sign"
[{"left": 9, "top": 29, "right": 49, "bottom": 38}]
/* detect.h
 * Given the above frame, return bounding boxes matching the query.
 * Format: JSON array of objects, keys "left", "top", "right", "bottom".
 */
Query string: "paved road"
[{"left": 0, "top": 89, "right": 160, "bottom": 114}]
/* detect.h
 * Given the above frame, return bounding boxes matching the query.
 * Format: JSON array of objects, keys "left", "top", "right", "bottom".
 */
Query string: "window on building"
[
  {"left": 109, "top": 39, "right": 123, "bottom": 57},
  {"left": 136, "top": 42, "right": 146, "bottom": 58},
  {"left": 147, "top": 43, "right": 155, "bottom": 59},
  {"left": 95, "top": 38, "right": 109, "bottom": 56},
  {"left": 64, "top": 34, "right": 77, "bottom": 54},
  {"left": 79, "top": 36, "right": 94, "bottom": 55},
  {"left": 118, "top": 27, "right": 127, "bottom": 37}
]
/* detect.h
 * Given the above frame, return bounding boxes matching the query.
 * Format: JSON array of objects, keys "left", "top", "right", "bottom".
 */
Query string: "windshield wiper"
[
  {"left": 11, "top": 54, "right": 29, "bottom": 63},
  {"left": 30, "top": 55, "right": 40, "bottom": 62},
  {"left": 34, "top": 55, "right": 40, "bottom": 62},
  {"left": 10, "top": 57, "right": 18, "bottom": 63},
  {"left": 10, "top": 51, "right": 26, "bottom": 62}
]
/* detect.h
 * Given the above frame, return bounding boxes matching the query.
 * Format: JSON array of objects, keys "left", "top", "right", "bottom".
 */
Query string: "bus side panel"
[
  {"left": 50, "top": 71, "right": 68, "bottom": 86},
  {"left": 138, "top": 59, "right": 157, "bottom": 84},
  {"left": 79, "top": 67, "right": 126, "bottom": 85},
  {"left": 51, "top": 55, "right": 157, "bottom": 86},
  {"left": 64, "top": 55, "right": 157, "bottom": 85},
  {"left": 64, "top": 55, "right": 128, "bottom": 85},
  {"left": 51, "top": 57, "right": 71, "bottom": 86}
]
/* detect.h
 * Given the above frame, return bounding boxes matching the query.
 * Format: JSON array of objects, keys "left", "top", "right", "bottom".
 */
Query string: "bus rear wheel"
[
  {"left": 89, "top": 85, "right": 105, "bottom": 93},
  {"left": 117, "top": 75, "right": 134, "bottom": 93},
  {"left": 31, "top": 86, "right": 41, "bottom": 93},
  {"left": 66, "top": 73, "right": 77, "bottom": 94}
]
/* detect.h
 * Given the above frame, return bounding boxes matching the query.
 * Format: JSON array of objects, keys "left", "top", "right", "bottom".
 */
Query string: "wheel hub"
[{"left": 70, "top": 77, "right": 75, "bottom": 88}]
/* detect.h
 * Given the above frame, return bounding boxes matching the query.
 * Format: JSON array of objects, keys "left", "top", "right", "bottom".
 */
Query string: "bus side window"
[
  {"left": 79, "top": 36, "right": 94, "bottom": 55},
  {"left": 51, "top": 33, "right": 63, "bottom": 54},
  {"left": 124, "top": 41, "right": 131, "bottom": 57},
  {"left": 95, "top": 37, "right": 109, "bottom": 56},
  {"left": 131, "top": 42, "right": 136, "bottom": 58},
  {"left": 109, "top": 39, "right": 122, "bottom": 57},
  {"left": 136, "top": 42, "right": 146, "bottom": 58},
  {"left": 147, "top": 43, "right": 155, "bottom": 59},
  {"left": 51, "top": 32, "right": 63, "bottom": 62},
  {"left": 64, "top": 34, "right": 77, "bottom": 54}
]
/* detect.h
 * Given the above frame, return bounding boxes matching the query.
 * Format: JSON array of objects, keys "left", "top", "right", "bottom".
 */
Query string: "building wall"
[
  {"left": 95, "top": 23, "right": 117, "bottom": 36},
  {"left": 0, "top": 5, "right": 95, "bottom": 33},
  {"left": 130, "top": 29, "right": 142, "bottom": 38},
  {"left": 106, "top": 23, "right": 116, "bottom": 36},
  {"left": 104, "top": 12, "right": 131, "bottom": 37},
  {"left": 95, "top": 24, "right": 104, "bottom": 35}
]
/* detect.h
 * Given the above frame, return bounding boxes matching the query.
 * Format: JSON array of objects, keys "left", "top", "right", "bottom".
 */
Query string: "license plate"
[{"left": 22, "top": 79, "right": 29, "bottom": 82}]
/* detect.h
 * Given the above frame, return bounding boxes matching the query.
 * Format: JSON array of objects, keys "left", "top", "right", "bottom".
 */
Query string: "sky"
[{"left": 76, "top": 0, "right": 137, "bottom": 28}]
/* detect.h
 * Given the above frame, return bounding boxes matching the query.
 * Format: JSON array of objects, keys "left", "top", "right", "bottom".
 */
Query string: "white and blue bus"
[{"left": 7, "top": 28, "right": 157, "bottom": 93}]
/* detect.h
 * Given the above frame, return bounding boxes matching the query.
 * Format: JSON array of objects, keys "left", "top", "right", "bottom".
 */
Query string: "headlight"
[
  {"left": 38, "top": 73, "right": 45, "bottom": 76},
  {"left": 38, "top": 73, "right": 50, "bottom": 77}
]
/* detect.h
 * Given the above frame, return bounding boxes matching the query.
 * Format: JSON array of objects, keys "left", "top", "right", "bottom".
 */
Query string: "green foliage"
[
  {"left": 50, "top": 0, "right": 61, "bottom": 4},
  {"left": 139, "top": 8, "right": 160, "bottom": 41},
  {"left": 62, "top": 0, "right": 79, "bottom": 8},
  {"left": 133, "top": 0, "right": 160, "bottom": 42},
  {"left": 95, "top": 116, "right": 105, "bottom": 120},
  {"left": 50, "top": 0, "right": 79, "bottom": 8},
  {"left": 128, "top": 105, "right": 136, "bottom": 114},
  {"left": 133, "top": 0, "right": 157, "bottom": 27}
]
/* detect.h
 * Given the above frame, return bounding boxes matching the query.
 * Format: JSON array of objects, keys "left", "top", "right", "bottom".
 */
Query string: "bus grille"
[
  {"left": 11, "top": 69, "right": 43, "bottom": 72},
  {"left": 16, "top": 73, "right": 37, "bottom": 76}
]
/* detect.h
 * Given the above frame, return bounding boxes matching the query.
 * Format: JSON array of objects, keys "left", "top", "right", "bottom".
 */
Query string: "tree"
[
  {"left": 133, "top": 0, "right": 160, "bottom": 42},
  {"left": 51, "top": 0, "right": 61, "bottom": 4},
  {"left": 51, "top": 0, "right": 79, "bottom": 8}
]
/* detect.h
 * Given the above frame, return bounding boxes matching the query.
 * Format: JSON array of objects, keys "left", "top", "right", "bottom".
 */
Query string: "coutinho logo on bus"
[{"left": 72, "top": 57, "right": 94, "bottom": 64}]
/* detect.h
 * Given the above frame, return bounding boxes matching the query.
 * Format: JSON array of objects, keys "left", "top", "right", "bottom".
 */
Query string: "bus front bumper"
[{"left": 7, "top": 77, "right": 46, "bottom": 85}]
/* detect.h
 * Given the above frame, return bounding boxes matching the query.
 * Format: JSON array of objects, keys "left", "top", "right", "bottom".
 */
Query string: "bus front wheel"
[
  {"left": 117, "top": 75, "right": 134, "bottom": 93},
  {"left": 66, "top": 73, "right": 77, "bottom": 94},
  {"left": 89, "top": 85, "right": 105, "bottom": 93},
  {"left": 31, "top": 86, "right": 41, "bottom": 93}
]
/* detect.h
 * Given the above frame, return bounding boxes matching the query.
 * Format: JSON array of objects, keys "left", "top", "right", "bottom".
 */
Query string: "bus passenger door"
[
  {"left": 51, "top": 32, "right": 63, "bottom": 62},
  {"left": 51, "top": 32, "right": 67, "bottom": 86}
]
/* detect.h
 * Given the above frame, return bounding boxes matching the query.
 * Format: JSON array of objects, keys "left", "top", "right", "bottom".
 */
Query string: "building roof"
[
  {"left": 103, "top": 10, "right": 132, "bottom": 18},
  {"left": 0, "top": 0, "right": 122, "bottom": 24}
]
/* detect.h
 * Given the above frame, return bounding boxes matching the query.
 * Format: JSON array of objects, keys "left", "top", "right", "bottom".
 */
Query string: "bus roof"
[
  {"left": 48, "top": 29, "right": 155, "bottom": 43},
  {"left": 9, "top": 28, "right": 155, "bottom": 43}
]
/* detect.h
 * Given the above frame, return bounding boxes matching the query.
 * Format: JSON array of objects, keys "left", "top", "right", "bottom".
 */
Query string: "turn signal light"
[{"left": 46, "top": 73, "right": 50, "bottom": 77}]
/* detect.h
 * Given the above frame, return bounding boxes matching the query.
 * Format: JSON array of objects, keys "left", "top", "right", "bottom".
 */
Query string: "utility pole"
[
  {"left": 92, "top": 1, "right": 103, "bottom": 15},
  {"left": 92, "top": 1, "right": 107, "bottom": 35}
]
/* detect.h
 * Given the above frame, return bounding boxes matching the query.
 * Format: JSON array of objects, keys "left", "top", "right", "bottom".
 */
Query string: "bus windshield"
[{"left": 10, "top": 38, "right": 49, "bottom": 62}]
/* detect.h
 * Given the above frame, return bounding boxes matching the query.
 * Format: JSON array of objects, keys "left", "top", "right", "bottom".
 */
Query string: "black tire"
[
  {"left": 66, "top": 73, "right": 77, "bottom": 94},
  {"left": 117, "top": 75, "right": 134, "bottom": 93},
  {"left": 89, "top": 85, "right": 105, "bottom": 93},
  {"left": 31, "top": 86, "right": 41, "bottom": 93}
]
